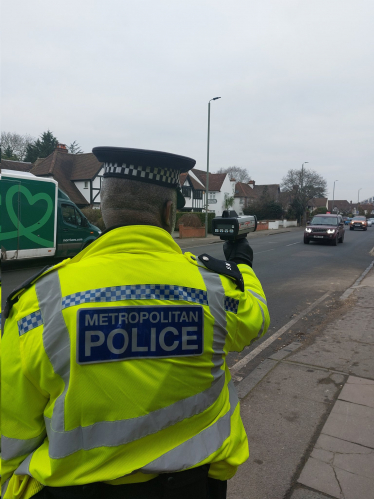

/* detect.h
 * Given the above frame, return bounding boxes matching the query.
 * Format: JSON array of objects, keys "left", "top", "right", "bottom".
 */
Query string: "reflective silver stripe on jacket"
[
  {"left": 249, "top": 299, "right": 266, "bottom": 346},
  {"left": 34, "top": 270, "right": 228, "bottom": 458},
  {"left": 44, "top": 375, "right": 225, "bottom": 459},
  {"left": 142, "top": 380, "right": 239, "bottom": 473},
  {"left": 36, "top": 272, "right": 71, "bottom": 433},
  {"left": 14, "top": 451, "right": 35, "bottom": 476},
  {"left": 2, "top": 432, "right": 46, "bottom": 460},
  {"left": 198, "top": 266, "right": 228, "bottom": 381},
  {"left": 1, "top": 479, "right": 10, "bottom": 497},
  {"left": 247, "top": 289, "right": 267, "bottom": 306}
]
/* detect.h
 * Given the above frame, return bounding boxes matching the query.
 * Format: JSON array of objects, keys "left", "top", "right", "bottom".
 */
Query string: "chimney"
[
  {"left": 248, "top": 180, "right": 255, "bottom": 189},
  {"left": 56, "top": 143, "right": 68, "bottom": 153}
]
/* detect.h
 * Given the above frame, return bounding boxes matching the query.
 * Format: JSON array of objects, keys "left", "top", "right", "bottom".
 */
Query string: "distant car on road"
[
  {"left": 349, "top": 216, "right": 368, "bottom": 231},
  {"left": 343, "top": 217, "right": 352, "bottom": 225},
  {"left": 367, "top": 219, "right": 372, "bottom": 227},
  {"left": 304, "top": 214, "right": 345, "bottom": 246}
]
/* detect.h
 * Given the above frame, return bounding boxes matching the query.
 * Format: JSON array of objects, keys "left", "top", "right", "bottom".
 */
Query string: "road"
[
  {"left": 2, "top": 227, "right": 374, "bottom": 379},
  {"left": 181, "top": 227, "right": 374, "bottom": 377}
]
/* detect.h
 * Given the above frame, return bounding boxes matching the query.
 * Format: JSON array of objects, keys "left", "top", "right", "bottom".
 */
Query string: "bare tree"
[
  {"left": 216, "top": 166, "right": 251, "bottom": 183},
  {"left": 281, "top": 167, "right": 327, "bottom": 225},
  {"left": 1, "top": 132, "right": 34, "bottom": 161}
]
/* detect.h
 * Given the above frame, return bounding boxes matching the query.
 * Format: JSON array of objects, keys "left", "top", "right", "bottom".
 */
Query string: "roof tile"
[{"left": 1, "top": 159, "right": 33, "bottom": 172}]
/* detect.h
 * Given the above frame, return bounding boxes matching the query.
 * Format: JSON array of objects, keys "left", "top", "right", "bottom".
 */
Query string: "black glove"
[{"left": 223, "top": 237, "right": 253, "bottom": 267}]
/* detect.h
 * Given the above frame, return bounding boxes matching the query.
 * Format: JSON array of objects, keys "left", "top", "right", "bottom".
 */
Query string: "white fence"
[{"left": 268, "top": 220, "right": 298, "bottom": 229}]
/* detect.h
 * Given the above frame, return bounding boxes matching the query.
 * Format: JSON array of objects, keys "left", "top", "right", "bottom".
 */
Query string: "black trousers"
[{"left": 32, "top": 466, "right": 227, "bottom": 499}]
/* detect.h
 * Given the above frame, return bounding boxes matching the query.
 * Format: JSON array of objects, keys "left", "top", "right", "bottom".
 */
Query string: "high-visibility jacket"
[{"left": 2, "top": 225, "right": 270, "bottom": 496}]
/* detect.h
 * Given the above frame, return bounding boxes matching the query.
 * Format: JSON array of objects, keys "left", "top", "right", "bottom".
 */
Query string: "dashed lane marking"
[{"left": 254, "top": 249, "right": 275, "bottom": 254}]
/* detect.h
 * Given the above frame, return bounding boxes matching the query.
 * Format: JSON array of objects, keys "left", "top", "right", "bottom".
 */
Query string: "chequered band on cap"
[{"left": 103, "top": 162, "right": 181, "bottom": 189}]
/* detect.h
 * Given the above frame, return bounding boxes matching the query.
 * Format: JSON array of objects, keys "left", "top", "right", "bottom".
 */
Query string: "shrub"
[
  {"left": 315, "top": 207, "right": 328, "bottom": 214},
  {"left": 177, "top": 214, "right": 203, "bottom": 227},
  {"left": 176, "top": 212, "right": 215, "bottom": 233},
  {"left": 81, "top": 207, "right": 106, "bottom": 231},
  {"left": 243, "top": 201, "right": 283, "bottom": 220}
]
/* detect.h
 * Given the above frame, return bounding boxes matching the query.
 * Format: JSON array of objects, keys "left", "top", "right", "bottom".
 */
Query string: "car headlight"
[
  {"left": 327, "top": 229, "right": 335, "bottom": 234},
  {"left": 305, "top": 228, "right": 312, "bottom": 233}
]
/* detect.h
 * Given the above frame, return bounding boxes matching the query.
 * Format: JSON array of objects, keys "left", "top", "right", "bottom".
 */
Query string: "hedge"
[
  {"left": 176, "top": 212, "right": 215, "bottom": 233},
  {"left": 80, "top": 207, "right": 106, "bottom": 231}
]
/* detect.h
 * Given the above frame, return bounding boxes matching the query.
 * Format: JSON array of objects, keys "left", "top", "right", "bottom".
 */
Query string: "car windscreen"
[
  {"left": 352, "top": 217, "right": 366, "bottom": 221},
  {"left": 311, "top": 216, "right": 338, "bottom": 226}
]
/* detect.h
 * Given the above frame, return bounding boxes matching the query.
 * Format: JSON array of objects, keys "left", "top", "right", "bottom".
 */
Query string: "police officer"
[{"left": 2, "top": 147, "right": 270, "bottom": 499}]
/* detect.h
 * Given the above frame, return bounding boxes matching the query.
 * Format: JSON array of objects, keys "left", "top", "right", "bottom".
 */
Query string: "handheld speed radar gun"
[{"left": 212, "top": 210, "right": 257, "bottom": 241}]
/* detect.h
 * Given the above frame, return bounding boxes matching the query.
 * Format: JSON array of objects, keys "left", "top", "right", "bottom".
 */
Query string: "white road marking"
[
  {"left": 286, "top": 242, "right": 301, "bottom": 246},
  {"left": 229, "top": 291, "right": 330, "bottom": 373},
  {"left": 254, "top": 249, "right": 275, "bottom": 254}
]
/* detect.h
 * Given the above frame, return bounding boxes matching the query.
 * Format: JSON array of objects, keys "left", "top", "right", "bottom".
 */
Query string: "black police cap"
[{"left": 92, "top": 147, "right": 196, "bottom": 209}]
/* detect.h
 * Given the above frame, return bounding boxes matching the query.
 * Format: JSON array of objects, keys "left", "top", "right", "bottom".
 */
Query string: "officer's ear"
[{"left": 162, "top": 200, "right": 175, "bottom": 233}]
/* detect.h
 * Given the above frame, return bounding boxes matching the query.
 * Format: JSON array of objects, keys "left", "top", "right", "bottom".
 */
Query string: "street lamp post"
[
  {"left": 205, "top": 97, "right": 221, "bottom": 237},
  {"left": 300, "top": 162, "right": 308, "bottom": 225},
  {"left": 332, "top": 180, "right": 338, "bottom": 213},
  {"left": 357, "top": 188, "right": 362, "bottom": 215}
]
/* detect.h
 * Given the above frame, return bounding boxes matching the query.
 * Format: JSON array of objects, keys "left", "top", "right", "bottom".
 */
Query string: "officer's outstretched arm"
[
  {"left": 228, "top": 263, "right": 270, "bottom": 352},
  {"left": 223, "top": 239, "right": 270, "bottom": 352},
  {"left": 1, "top": 305, "right": 48, "bottom": 487}
]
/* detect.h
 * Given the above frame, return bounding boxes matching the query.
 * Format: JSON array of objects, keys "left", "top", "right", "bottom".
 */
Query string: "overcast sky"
[{"left": 2, "top": 0, "right": 373, "bottom": 202}]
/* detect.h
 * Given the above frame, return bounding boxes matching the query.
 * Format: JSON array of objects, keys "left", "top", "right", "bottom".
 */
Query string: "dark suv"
[{"left": 304, "top": 214, "right": 345, "bottom": 246}]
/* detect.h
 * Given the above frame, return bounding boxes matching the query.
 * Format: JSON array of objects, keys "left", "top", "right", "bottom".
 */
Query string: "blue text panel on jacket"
[{"left": 77, "top": 306, "right": 204, "bottom": 364}]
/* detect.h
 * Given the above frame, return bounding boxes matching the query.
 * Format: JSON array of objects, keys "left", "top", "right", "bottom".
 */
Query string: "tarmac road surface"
[{"left": 181, "top": 226, "right": 374, "bottom": 379}]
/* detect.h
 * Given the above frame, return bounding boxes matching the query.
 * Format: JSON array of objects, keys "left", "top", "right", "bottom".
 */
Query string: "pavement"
[
  {"left": 172, "top": 226, "right": 303, "bottom": 249},
  {"left": 227, "top": 261, "right": 374, "bottom": 498}
]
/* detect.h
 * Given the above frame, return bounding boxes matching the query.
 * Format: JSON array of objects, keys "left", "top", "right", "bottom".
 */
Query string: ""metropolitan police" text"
[
  {"left": 77, "top": 305, "right": 204, "bottom": 364},
  {"left": 85, "top": 309, "right": 200, "bottom": 326}
]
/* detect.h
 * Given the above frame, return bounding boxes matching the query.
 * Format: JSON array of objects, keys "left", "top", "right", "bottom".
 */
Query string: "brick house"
[
  {"left": 307, "top": 198, "right": 328, "bottom": 212},
  {"left": 233, "top": 181, "right": 280, "bottom": 215}
]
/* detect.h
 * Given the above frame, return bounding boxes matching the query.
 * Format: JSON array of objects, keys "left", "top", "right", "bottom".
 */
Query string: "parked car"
[
  {"left": 367, "top": 219, "right": 372, "bottom": 227},
  {"left": 304, "top": 214, "right": 345, "bottom": 246},
  {"left": 344, "top": 217, "right": 352, "bottom": 225},
  {"left": 349, "top": 216, "right": 368, "bottom": 231}
]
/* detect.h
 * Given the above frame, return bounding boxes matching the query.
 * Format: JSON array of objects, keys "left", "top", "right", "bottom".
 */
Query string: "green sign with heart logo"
[{"left": 0, "top": 176, "right": 56, "bottom": 250}]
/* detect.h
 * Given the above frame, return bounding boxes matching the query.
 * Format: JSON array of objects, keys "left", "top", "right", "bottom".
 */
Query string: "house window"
[
  {"left": 182, "top": 186, "right": 191, "bottom": 197},
  {"left": 194, "top": 190, "right": 203, "bottom": 200},
  {"left": 209, "top": 192, "right": 216, "bottom": 199},
  {"left": 84, "top": 181, "right": 89, "bottom": 189},
  {"left": 239, "top": 198, "right": 244, "bottom": 204}
]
